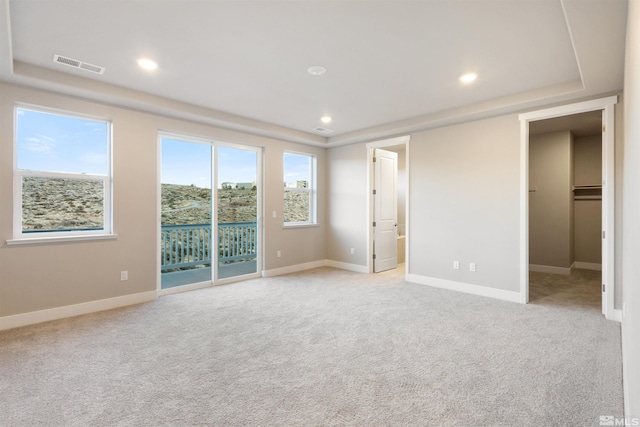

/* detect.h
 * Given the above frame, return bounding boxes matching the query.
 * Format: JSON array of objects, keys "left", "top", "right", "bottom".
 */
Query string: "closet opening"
[
  {"left": 528, "top": 111, "right": 603, "bottom": 309},
  {"left": 519, "top": 95, "right": 617, "bottom": 320}
]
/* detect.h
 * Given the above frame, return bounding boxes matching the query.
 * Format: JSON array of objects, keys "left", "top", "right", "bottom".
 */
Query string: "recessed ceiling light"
[
  {"left": 321, "top": 116, "right": 332, "bottom": 124},
  {"left": 307, "top": 65, "right": 327, "bottom": 76},
  {"left": 137, "top": 58, "right": 158, "bottom": 71},
  {"left": 460, "top": 73, "right": 478, "bottom": 83}
]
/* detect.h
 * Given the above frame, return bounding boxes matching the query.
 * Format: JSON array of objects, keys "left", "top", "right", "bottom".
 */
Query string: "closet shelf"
[
  {"left": 573, "top": 184, "right": 602, "bottom": 201},
  {"left": 572, "top": 184, "right": 602, "bottom": 191}
]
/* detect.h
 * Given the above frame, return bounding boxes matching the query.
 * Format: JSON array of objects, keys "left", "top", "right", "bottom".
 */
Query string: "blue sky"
[
  {"left": 163, "top": 138, "right": 311, "bottom": 189},
  {"left": 161, "top": 138, "right": 212, "bottom": 187},
  {"left": 17, "top": 108, "right": 310, "bottom": 189},
  {"left": 162, "top": 139, "right": 261, "bottom": 188},
  {"left": 17, "top": 108, "right": 108, "bottom": 175},
  {"left": 284, "top": 153, "right": 311, "bottom": 184}
]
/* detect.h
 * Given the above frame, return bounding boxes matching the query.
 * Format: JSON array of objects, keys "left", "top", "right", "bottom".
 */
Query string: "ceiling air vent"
[
  {"left": 53, "top": 54, "right": 105, "bottom": 75},
  {"left": 313, "top": 127, "right": 334, "bottom": 134}
]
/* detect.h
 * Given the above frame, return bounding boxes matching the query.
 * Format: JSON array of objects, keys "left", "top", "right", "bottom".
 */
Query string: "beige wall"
[
  {"left": 327, "top": 142, "right": 368, "bottom": 266},
  {"left": 574, "top": 135, "right": 602, "bottom": 184},
  {"left": 529, "top": 131, "right": 574, "bottom": 269},
  {"left": 327, "top": 112, "right": 622, "bottom": 296},
  {"left": 327, "top": 103, "right": 623, "bottom": 303},
  {"left": 0, "top": 83, "right": 327, "bottom": 317},
  {"left": 408, "top": 115, "right": 521, "bottom": 292},
  {"left": 622, "top": 0, "right": 640, "bottom": 417}
]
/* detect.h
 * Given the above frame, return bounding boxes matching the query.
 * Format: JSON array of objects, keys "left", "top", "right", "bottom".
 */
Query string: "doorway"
[
  {"left": 519, "top": 96, "right": 617, "bottom": 320},
  {"left": 367, "top": 136, "right": 410, "bottom": 274},
  {"left": 528, "top": 110, "right": 603, "bottom": 309},
  {"left": 159, "top": 133, "right": 262, "bottom": 293},
  {"left": 160, "top": 137, "right": 213, "bottom": 290}
]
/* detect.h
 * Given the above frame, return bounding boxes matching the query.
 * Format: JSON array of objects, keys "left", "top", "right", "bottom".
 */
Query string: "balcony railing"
[{"left": 161, "top": 222, "right": 257, "bottom": 271}]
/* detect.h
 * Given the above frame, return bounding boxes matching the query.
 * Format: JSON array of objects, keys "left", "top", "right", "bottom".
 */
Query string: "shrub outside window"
[
  {"left": 14, "top": 106, "right": 112, "bottom": 239},
  {"left": 283, "top": 152, "right": 316, "bottom": 225}
]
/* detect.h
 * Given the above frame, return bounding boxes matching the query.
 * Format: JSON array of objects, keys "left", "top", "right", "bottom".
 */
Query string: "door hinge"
[
  {"left": 602, "top": 124, "right": 606, "bottom": 133},
  {"left": 603, "top": 230, "right": 606, "bottom": 239},
  {"left": 373, "top": 189, "right": 377, "bottom": 195},
  {"left": 373, "top": 157, "right": 377, "bottom": 162},
  {"left": 373, "top": 254, "right": 376, "bottom": 260},
  {"left": 603, "top": 284, "right": 606, "bottom": 292},
  {"left": 373, "top": 221, "right": 376, "bottom": 227}
]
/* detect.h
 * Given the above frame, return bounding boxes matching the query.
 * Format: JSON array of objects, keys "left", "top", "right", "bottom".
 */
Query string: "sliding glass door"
[
  {"left": 217, "top": 145, "right": 259, "bottom": 279},
  {"left": 160, "top": 137, "right": 213, "bottom": 289},
  {"left": 160, "top": 135, "right": 261, "bottom": 290}
]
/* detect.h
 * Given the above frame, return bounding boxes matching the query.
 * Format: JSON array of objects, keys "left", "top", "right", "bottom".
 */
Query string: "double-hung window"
[
  {"left": 283, "top": 152, "right": 316, "bottom": 225},
  {"left": 13, "top": 106, "right": 112, "bottom": 240}
]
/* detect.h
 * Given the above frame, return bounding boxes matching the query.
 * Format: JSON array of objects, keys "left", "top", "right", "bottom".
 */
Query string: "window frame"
[
  {"left": 10, "top": 104, "right": 114, "bottom": 243},
  {"left": 283, "top": 151, "right": 317, "bottom": 227}
]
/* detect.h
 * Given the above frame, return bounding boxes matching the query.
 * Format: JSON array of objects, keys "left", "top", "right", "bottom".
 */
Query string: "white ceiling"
[{"left": 0, "top": 0, "right": 628, "bottom": 146}]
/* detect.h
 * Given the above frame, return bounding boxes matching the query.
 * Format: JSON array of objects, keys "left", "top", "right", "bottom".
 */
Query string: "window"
[
  {"left": 13, "top": 106, "right": 112, "bottom": 239},
  {"left": 283, "top": 152, "right": 316, "bottom": 225}
]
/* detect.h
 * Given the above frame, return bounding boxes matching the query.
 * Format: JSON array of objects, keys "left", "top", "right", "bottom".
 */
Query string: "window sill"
[
  {"left": 282, "top": 223, "right": 319, "bottom": 230},
  {"left": 6, "top": 234, "right": 118, "bottom": 246}
]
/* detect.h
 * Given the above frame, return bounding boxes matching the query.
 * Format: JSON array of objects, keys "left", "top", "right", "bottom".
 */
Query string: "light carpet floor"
[{"left": 0, "top": 267, "right": 623, "bottom": 426}]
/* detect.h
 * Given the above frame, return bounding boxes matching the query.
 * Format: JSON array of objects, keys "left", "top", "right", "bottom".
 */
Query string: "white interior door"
[{"left": 373, "top": 148, "right": 398, "bottom": 272}]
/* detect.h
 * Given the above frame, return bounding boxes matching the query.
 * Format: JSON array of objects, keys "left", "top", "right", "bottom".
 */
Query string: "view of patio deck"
[{"left": 160, "top": 222, "right": 257, "bottom": 289}]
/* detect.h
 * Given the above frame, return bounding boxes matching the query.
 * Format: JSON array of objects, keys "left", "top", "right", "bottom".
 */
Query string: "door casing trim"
[
  {"left": 366, "top": 135, "right": 411, "bottom": 274},
  {"left": 518, "top": 95, "right": 617, "bottom": 319}
]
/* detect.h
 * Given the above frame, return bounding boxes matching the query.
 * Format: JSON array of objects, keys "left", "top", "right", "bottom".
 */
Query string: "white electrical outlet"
[
  {"left": 469, "top": 263, "right": 476, "bottom": 272},
  {"left": 453, "top": 260, "right": 460, "bottom": 270},
  {"left": 272, "top": 211, "right": 277, "bottom": 218},
  {"left": 350, "top": 248, "right": 355, "bottom": 255},
  {"left": 277, "top": 250, "right": 281, "bottom": 258},
  {"left": 120, "top": 271, "right": 128, "bottom": 281}
]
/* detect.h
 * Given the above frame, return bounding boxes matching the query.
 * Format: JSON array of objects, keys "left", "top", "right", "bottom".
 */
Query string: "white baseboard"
[
  {"left": 529, "top": 264, "right": 572, "bottom": 275},
  {"left": 325, "top": 260, "right": 368, "bottom": 273},
  {"left": 574, "top": 261, "right": 602, "bottom": 271},
  {"left": 611, "top": 309, "right": 622, "bottom": 322},
  {"left": 0, "top": 291, "right": 157, "bottom": 331},
  {"left": 406, "top": 274, "right": 522, "bottom": 304},
  {"left": 262, "top": 260, "right": 327, "bottom": 277},
  {"left": 262, "top": 259, "right": 370, "bottom": 277}
]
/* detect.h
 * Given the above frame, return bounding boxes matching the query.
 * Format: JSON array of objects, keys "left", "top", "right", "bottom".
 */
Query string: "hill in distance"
[{"left": 22, "top": 179, "right": 308, "bottom": 231}]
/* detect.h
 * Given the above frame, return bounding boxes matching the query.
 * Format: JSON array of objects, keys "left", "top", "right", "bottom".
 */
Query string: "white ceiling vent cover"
[
  {"left": 53, "top": 54, "right": 105, "bottom": 75},
  {"left": 313, "top": 127, "right": 334, "bottom": 134}
]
